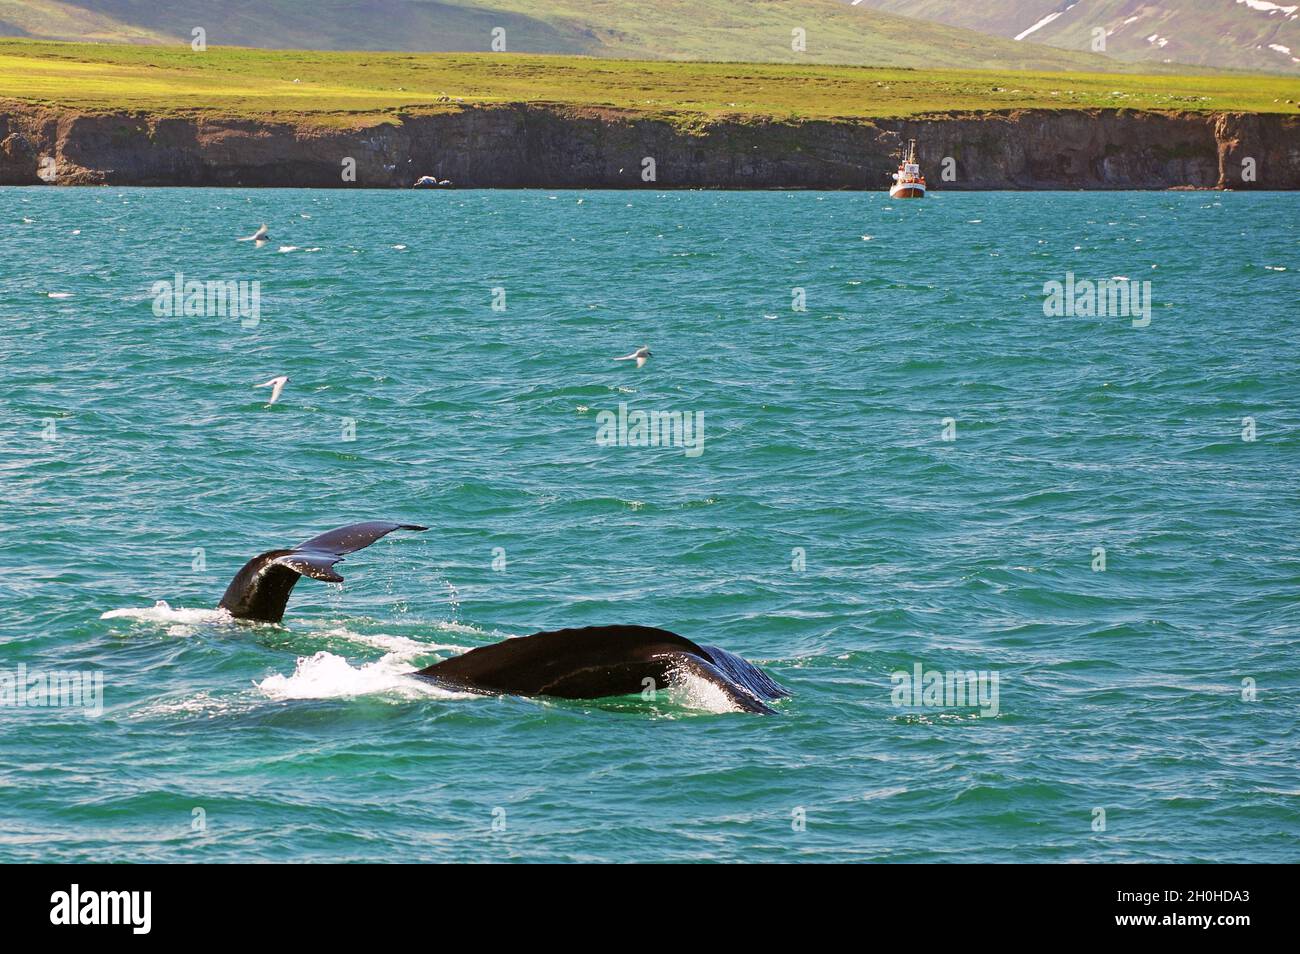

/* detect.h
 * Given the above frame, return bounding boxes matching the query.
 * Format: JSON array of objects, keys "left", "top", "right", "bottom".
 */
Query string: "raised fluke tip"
[{"left": 218, "top": 520, "right": 427, "bottom": 623}]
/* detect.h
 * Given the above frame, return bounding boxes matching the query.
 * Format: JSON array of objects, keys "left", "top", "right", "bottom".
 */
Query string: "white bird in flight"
[
  {"left": 239, "top": 224, "right": 269, "bottom": 243},
  {"left": 256, "top": 375, "right": 288, "bottom": 405},
  {"left": 614, "top": 345, "right": 652, "bottom": 369}
]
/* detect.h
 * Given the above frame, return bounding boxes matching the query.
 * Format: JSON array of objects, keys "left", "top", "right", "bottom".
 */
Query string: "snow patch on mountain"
[{"left": 1014, "top": 2, "right": 1079, "bottom": 41}]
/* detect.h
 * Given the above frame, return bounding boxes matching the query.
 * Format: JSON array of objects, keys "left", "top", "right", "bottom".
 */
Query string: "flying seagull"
[
  {"left": 239, "top": 224, "right": 270, "bottom": 243},
  {"left": 614, "top": 346, "right": 652, "bottom": 369},
  {"left": 256, "top": 375, "right": 288, "bottom": 405}
]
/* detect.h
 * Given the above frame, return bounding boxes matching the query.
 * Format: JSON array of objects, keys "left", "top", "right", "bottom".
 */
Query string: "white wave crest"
[
  {"left": 101, "top": 600, "right": 229, "bottom": 627},
  {"left": 256, "top": 650, "right": 473, "bottom": 702}
]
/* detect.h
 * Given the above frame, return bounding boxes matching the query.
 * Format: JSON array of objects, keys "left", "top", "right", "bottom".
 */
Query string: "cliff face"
[{"left": 1, "top": 104, "right": 1296, "bottom": 189}]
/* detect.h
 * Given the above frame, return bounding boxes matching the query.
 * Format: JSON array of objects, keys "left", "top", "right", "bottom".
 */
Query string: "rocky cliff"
[{"left": 1, "top": 103, "right": 1296, "bottom": 189}]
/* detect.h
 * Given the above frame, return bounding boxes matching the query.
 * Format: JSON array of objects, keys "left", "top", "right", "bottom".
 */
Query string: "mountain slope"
[
  {"left": 0, "top": 0, "right": 1133, "bottom": 70},
  {"left": 850, "top": 0, "right": 1300, "bottom": 74}
]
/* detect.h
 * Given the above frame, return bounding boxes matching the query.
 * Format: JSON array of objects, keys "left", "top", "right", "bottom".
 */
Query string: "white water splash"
[
  {"left": 101, "top": 600, "right": 231, "bottom": 637},
  {"left": 256, "top": 650, "right": 473, "bottom": 702},
  {"left": 666, "top": 667, "right": 745, "bottom": 714},
  {"left": 254, "top": 616, "right": 507, "bottom": 703},
  {"left": 101, "top": 600, "right": 229, "bottom": 626}
]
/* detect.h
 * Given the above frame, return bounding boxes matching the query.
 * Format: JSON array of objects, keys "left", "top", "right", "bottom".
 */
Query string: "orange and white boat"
[{"left": 889, "top": 139, "right": 926, "bottom": 199}]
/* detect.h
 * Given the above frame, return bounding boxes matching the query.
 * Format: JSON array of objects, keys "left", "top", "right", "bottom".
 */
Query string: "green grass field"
[{"left": 2, "top": 40, "right": 1296, "bottom": 127}]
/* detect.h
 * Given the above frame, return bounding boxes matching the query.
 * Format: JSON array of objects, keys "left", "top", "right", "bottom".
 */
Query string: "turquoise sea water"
[{"left": 1, "top": 187, "right": 1296, "bottom": 863}]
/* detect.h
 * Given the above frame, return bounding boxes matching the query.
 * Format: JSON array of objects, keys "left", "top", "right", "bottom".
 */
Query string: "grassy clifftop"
[{"left": 2, "top": 40, "right": 1297, "bottom": 127}]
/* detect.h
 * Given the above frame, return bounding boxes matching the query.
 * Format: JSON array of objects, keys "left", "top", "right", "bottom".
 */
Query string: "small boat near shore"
[
  {"left": 413, "top": 175, "right": 452, "bottom": 188},
  {"left": 889, "top": 139, "right": 926, "bottom": 199}
]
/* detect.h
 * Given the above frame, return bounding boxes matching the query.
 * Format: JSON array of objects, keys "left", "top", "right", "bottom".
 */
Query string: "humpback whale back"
[
  {"left": 218, "top": 521, "right": 427, "bottom": 623},
  {"left": 414, "top": 624, "right": 786, "bottom": 714}
]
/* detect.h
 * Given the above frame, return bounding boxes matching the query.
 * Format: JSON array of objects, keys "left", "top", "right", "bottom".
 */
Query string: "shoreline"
[{"left": 3, "top": 104, "right": 1298, "bottom": 190}]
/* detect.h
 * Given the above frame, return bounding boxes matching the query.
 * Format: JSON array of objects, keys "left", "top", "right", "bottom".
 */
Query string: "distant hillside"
[
  {"left": 0, "top": 0, "right": 1140, "bottom": 71},
  {"left": 850, "top": 0, "right": 1300, "bottom": 74}
]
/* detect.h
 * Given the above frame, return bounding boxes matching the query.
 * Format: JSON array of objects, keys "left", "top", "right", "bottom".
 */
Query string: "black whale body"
[
  {"left": 414, "top": 624, "right": 787, "bottom": 714},
  {"left": 216, "top": 521, "right": 787, "bottom": 714}
]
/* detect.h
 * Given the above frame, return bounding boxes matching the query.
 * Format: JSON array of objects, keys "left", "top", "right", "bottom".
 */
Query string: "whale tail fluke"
[
  {"left": 413, "top": 624, "right": 784, "bottom": 714},
  {"left": 218, "top": 521, "right": 427, "bottom": 623}
]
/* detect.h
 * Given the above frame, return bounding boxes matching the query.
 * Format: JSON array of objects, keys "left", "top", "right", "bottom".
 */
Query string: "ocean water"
[{"left": 1, "top": 187, "right": 1296, "bottom": 863}]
